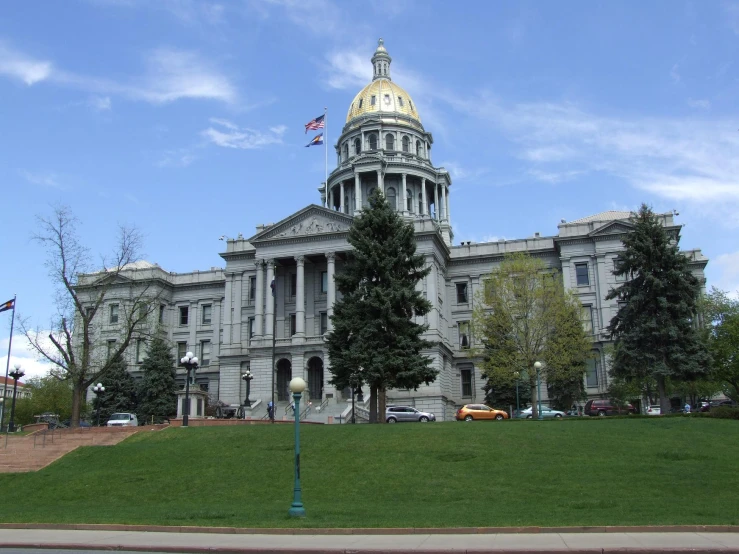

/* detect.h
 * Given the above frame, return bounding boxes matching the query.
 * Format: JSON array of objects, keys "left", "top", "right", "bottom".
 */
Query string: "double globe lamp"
[{"left": 180, "top": 352, "right": 199, "bottom": 427}]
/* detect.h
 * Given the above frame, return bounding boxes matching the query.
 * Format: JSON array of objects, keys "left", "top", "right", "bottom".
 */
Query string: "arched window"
[
  {"left": 354, "top": 138, "right": 361, "bottom": 155},
  {"left": 368, "top": 134, "right": 377, "bottom": 150},
  {"left": 385, "top": 134, "right": 395, "bottom": 151},
  {"left": 386, "top": 187, "right": 397, "bottom": 211},
  {"left": 416, "top": 141, "right": 423, "bottom": 157},
  {"left": 402, "top": 136, "right": 410, "bottom": 153},
  {"left": 406, "top": 189, "right": 413, "bottom": 212},
  {"left": 342, "top": 143, "right": 348, "bottom": 161}
]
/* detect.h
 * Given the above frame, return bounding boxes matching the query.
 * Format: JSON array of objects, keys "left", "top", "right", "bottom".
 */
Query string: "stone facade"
[{"left": 78, "top": 41, "right": 708, "bottom": 420}]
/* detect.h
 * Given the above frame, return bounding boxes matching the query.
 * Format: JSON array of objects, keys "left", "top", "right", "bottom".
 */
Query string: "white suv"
[{"left": 106, "top": 413, "right": 138, "bottom": 427}]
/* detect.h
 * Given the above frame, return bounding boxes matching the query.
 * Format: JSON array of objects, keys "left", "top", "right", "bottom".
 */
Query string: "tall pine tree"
[
  {"left": 607, "top": 204, "right": 709, "bottom": 412},
  {"left": 136, "top": 334, "right": 178, "bottom": 424},
  {"left": 95, "top": 354, "right": 137, "bottom": 424},
  {"left": 326, "top": 189, "right": 436, "bottom": 423}
]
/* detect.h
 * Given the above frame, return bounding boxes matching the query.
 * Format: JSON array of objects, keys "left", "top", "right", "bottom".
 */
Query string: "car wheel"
[
  {"left": 495, "top": 414, "right": 504, "bottom": 420},
  {"left": 464, "top": 415, "right": 473, "bottom": 422},
  {"left": 387, "top": 417, "right": 397, "bottom": 423},
  {"left": 555, "top": 414, "right": 563, "bottom": 418},
  {"left": 419, "top": 416, "right": 429, "bottom": 422},
  {"left": 597, "top": 410, "right": 606, "bottom": 417},
  {"left": 526, "top": 415, "right": 533, "bottom": 419}
]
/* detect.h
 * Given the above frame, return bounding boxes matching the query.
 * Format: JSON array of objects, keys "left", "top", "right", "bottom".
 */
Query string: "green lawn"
[{"left": 1, "top": 418, "right": 736, "bottom": 528}]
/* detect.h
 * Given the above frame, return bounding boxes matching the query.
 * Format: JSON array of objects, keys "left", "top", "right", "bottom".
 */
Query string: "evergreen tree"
[
  {"left": 606, "top": 204, "right": 709, "bottom": 412},
  {"left": 136, "top": 334, "right": 178, "bottom": 423},
  {"left": 326, "top": 189, "right": 436, "bottom": 423},
  {"left": 95, "top": 354, "right": 137, "bottom": 424}
]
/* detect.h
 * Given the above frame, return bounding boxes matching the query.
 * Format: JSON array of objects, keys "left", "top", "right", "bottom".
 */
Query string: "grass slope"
[{"left": 1, "top": 419, "right": 737, "bottom": 528}]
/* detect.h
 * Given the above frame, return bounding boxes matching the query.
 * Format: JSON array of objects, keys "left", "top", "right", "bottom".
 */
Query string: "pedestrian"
[
  {"left": 306, "top": 401, "right": 312, "bottom": 416},
  {"left": 267, "top": 401, "right": 274, "bottom": 420},
  {"left": 288, "top": 400, "right": 295, "bottom": 414},
  {"left": 684, "top": 402, "right": 691, "bottom": 414}
]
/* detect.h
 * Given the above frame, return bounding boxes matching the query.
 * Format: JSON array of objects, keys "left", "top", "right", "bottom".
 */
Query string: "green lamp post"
[
  {"left": 534, "top": 361, "right": 543, "bottom": 420},
  {"left": 288, "top": 376, "right": 307, "bottom": 518}
]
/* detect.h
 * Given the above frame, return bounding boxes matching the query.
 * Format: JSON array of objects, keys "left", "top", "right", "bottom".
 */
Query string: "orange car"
[{"left": 456, "top": 404, "right": 509, "bottom": 421}]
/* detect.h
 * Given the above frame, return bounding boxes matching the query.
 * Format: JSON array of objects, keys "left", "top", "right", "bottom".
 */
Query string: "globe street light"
[
  {"left": 92, "top": 383, "right": 105, "bottom": 426},
  {"left": 513, "top": 371, "right": 520, "bottom": 415},
  {"left": 180, "top": 352, "right": 199, "bottom": 427},
  {"left": 288, "top": 377, "right": 307, "bottom": 518},
  {"left": 242, "top": 370, "right": 254, "bottom": 407},
  {"left": 8, "top": 364, "right": 25, "bottom": 432},
  {"left": 351, "top": 367, "right": 363, "bottom": 424},
  {"left": 534, "top": 361, "right": 543, "bottom": 420}
]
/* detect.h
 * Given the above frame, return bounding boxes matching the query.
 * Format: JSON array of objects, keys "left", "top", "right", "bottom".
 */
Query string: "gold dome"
[{"left": 345, "top": 78, "right": 421, "bottom": 125}]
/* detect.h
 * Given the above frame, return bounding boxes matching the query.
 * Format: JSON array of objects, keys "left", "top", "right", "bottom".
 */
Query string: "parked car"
[
  {"left": 646, "top": 405, "right": 661, "bottom": 416},
  {"left": 710, "top": 399, "right": 738, "bottom": 408},
  {"left": 583, "top": 399, "right": 636, "bottom": 417},
  {"left": 106, "top": 413, "right": 139, "bottom": 427},
  {"left": 385, "top": 406, "right": 436, "bottom": 423},
  {"left": 456, "top": 404, "right": 509, "bottom": 421},
  {"left": 515, "top": 406, "right": 565, "bottom": 419}
]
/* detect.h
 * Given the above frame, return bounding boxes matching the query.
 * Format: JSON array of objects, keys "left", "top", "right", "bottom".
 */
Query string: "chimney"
[{"left": 534, "top": 232, "right": 540, "bottom": 238}]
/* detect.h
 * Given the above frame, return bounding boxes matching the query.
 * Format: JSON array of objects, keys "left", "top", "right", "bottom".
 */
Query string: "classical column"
[
  {"left": 233, "top": 272, "right": 243, "bottom": 344},
  {"left": 441, "top": 184, "right": 448, "bottom": 221},
  {"left": 354, "top": 173, "right": 362, "bottom": 213},
  {"left": 255, "top": 260, "right": 264, "bottom": 336},
  {"left": 421, "top": 178, "right": 427, "bottom": 216},
  {"left": 339, "top": 181, "right": 345, "bottom": 214},
  {"left": 445, "top": 185, "right": 451, "bottom": 222},
  {"left": 401, "top": 173, "right": 408, "bottom": 213},
  {"left": 213, "top": 298, "right": 221, "bottom": 359},
  {"left": 433, "top": 182, "right": 440, "bottom": 220},
  {"left": 295, "top": 256, "right": 305, "bottom": 337},
  {"left": 326, "top": 252, "right": 336, "bottom": 331},
  {"left": 427, "top": 261, "right": 438, "bottom": 331},
  {"left": 265, "top": 260, "right": 275, "bottom": 337},
  {"left": 377, "top": 169, "right": 384, "bottom": 194},
  {"left": 189, "top": 300, "right": 197, "bottom": 352},
  {"left": 223, "top": 273, "right": 233, "bottom": 345}
]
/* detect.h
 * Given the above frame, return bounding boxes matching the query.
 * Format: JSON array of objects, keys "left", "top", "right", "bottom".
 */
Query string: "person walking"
[{"left": 684, "top": 402, "right": 691, "bottom": 414}]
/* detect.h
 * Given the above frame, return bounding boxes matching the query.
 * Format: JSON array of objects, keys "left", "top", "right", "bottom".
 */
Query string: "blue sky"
[{"left": 2, "top": 0, "right": 738, "bottom": 377}]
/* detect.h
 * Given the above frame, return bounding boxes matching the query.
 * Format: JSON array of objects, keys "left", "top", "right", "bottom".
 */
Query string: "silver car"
[{"left": 385, "top": 406, "right": 436, "bottom": 423}]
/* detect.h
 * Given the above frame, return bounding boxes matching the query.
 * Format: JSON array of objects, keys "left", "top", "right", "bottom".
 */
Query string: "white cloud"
[
  {"left": 437, "top": 161, "right": 489, "bottom": 183},
  {"left": 0, "top": 335, "right": 55, "bottom": 381},
  {"left": 527, "top": 168, "right": 585, "bottom": 184},
  {"left": 157, "top": 148, "right": 197, "bottom": 168},
  {"left": 714, "top": 251, "right": 739, "bottom": 296},
  {"left": 687, "top": 98, "right": 711, "bottom": 110},
  {"left": 18, "top": 169, "right": 61, "bottom": 188},
  {"left": 0, "top": 43, "right": 236, "bottom": 105},
  {"left": 0, "top": 43, "right": 52, "bottom": 85},
  {"left": 324, "top": 48, "right": 372, "bottom": 90},
  {"left": 89, "top": 95, "right": 111, "bottom": 111},
  {"left": 202, "top": 118, "right": 285, "bottom": 149},
  {"left": 262, "top": 0, "right": 343, "bottom": 36},
  {"left": 670, "top": 63, "right": 681, "bottom": 84}
]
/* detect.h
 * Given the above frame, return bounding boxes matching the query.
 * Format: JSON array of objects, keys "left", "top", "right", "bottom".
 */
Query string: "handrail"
[{"left": 319, "top": 398, "right": 329, "bottom": 412}]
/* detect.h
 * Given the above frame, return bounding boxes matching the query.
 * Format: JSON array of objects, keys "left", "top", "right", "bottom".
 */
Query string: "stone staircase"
[{"left": 0, "top": 426, "right": 160, "bottom": 473}]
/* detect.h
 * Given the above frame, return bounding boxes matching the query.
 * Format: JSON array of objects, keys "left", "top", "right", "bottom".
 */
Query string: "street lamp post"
[
  {"left": 288, "top": 377, "right": 307, "bottom": 518},
  {"left": 92, "top": 383, "right": 105, "bottom": 426},
  {"left": 8, "top": 364, "right": 25, "bottom": 432},
  {"left": 242, "top": 370, "right": 253, "bottom": 407},
  {"left": 513, "top": 371, "right": 520, "bottom": 415},
  {"left": 350, "top": 368, "right": 363, "bottom": 424},
  {"left": 180, "top": 352, "right": 199, "bottom": 427},
  {"left": 534, "top": 361, "right": 543, "bottom": 420}
]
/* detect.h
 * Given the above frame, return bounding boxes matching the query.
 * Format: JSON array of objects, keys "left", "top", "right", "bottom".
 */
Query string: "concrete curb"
[{"left": 0, "top": 523, "right": 736, "bottom": 534}]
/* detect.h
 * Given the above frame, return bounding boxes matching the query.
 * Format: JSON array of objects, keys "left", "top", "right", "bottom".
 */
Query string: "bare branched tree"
[{"left": 20, "top": 205, "right": 161, "bottom": 426}]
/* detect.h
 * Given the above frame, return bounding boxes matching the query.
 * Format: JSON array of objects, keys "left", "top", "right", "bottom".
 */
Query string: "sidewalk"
[{"left": 0, "top": 527, "right": 738, "bottom": 553}]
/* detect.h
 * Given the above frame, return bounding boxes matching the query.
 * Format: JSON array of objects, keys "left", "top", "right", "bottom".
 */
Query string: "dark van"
[{"left": 584, "top": 399, "right": 636, "bottom": 417}]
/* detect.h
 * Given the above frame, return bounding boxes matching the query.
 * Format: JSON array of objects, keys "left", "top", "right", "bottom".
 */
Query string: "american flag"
[{"left": 304, "top": 114, "right": 325, "bottom": 133}]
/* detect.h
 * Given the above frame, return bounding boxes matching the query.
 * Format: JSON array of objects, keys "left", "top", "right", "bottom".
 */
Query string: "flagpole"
[
  {"left": 324, "top": 106, "right": 328, "bottom": 208},
  {"left": 1, "top": 295, "right": 16, "bottom": 432}
]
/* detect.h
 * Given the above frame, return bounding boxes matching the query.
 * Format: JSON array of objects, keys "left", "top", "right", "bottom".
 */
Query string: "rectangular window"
[
  {"left": 321, "top": 271, "right": 328, "bottom": 294},
  {"left": 249, "top": 276, "right": 256, "bottom": 301},
  {"left": 196, "top": 398, "right": 203, "bottom": 416},
  {"left": 320, "top": 312, "right": 328, "bottom": 335},
  {"left": 581, "top": 305, "right": 594, "bottom": 334},
  {"left": 456, "top": 283, "right": 468, "bottom": 304},
  {"left": 201, "top": 304, "right": 212, "bottom": 325},
  {"left": 370, "top": 95, "right": 376, "bottom": 106},
  {"left": 575, "top": 263, "right": 590, "bottom": 286},
  {"left": 398, "top": 96, "right": 404, "bottom": 107},
  {"left": 107, "top": 339, "right": 117, "bottom": 360},
  {"left": 248, "top": 317, "right": 255, "bottom": 339},
  {"left": 613, "top": 259, "right": 626, "bottom": 282},
  {"left": 290, "top": 273, "right": 297, "bottom": 298},
  {"left": 177, "top": 342, "right": 187, "bottom": 363},
  {"left": 461, "top": 368, "right": 473, "bottom": 397},
  {"left": 159, "top": 304, "right": 166, "bottom": 324},
  {"left": 136, "top": 339, "right": 146, "bottom": 364},
  {"left": 586, "top": 358, "right": 599, "bottom": 387},
  {"left": 200, "top": 340, "right": 211, "bottom": 366},
  {"left": 109, "top": 304, "right": 119, "bottom": 324},
  {"left": 179, "top": 306, "right": 189, "bottom": 326},
  {"left": 290, "top": 313, "right": 297, "bottom": 336},
  {"left": 459, "top": 321, "right": 470, "bottom": 349}
]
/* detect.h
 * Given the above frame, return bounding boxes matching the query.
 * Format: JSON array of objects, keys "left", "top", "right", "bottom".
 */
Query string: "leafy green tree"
[
  {"left": 12, "top": 375, "right": 74, "bottom": 426},
  {"left": 606, "top": 204, "right": 709, "bottom": 412},
  {"left": 326, "top": 189, "right": 436, "bottom": 423},
  {"left": 483, "top": 373, "right": 532, "bottom": 411},
  {"left": 700, "top": 288, "right": 739, "bottom": 401},
  {"left": 136, "top": 334, "right": 177, "bottom": 423},
  {"left": 94, "top": 354, "right": 137, "bottom": 425},
  {"left": 472, "top": 252, "right": 591, "bottom": 418}
]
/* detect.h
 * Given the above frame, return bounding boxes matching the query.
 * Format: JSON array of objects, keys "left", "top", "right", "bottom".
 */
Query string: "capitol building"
[{"left": 89, "top": 40, "right": 708, "bottom": 420}]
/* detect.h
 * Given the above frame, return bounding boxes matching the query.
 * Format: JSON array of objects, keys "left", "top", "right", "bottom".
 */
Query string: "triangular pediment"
[
  {"left": 250, "top": 204, "right": 354, "bottom": 242},
  {"left": 589, "top": 221, "right": 634, "bottom": 237}
]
